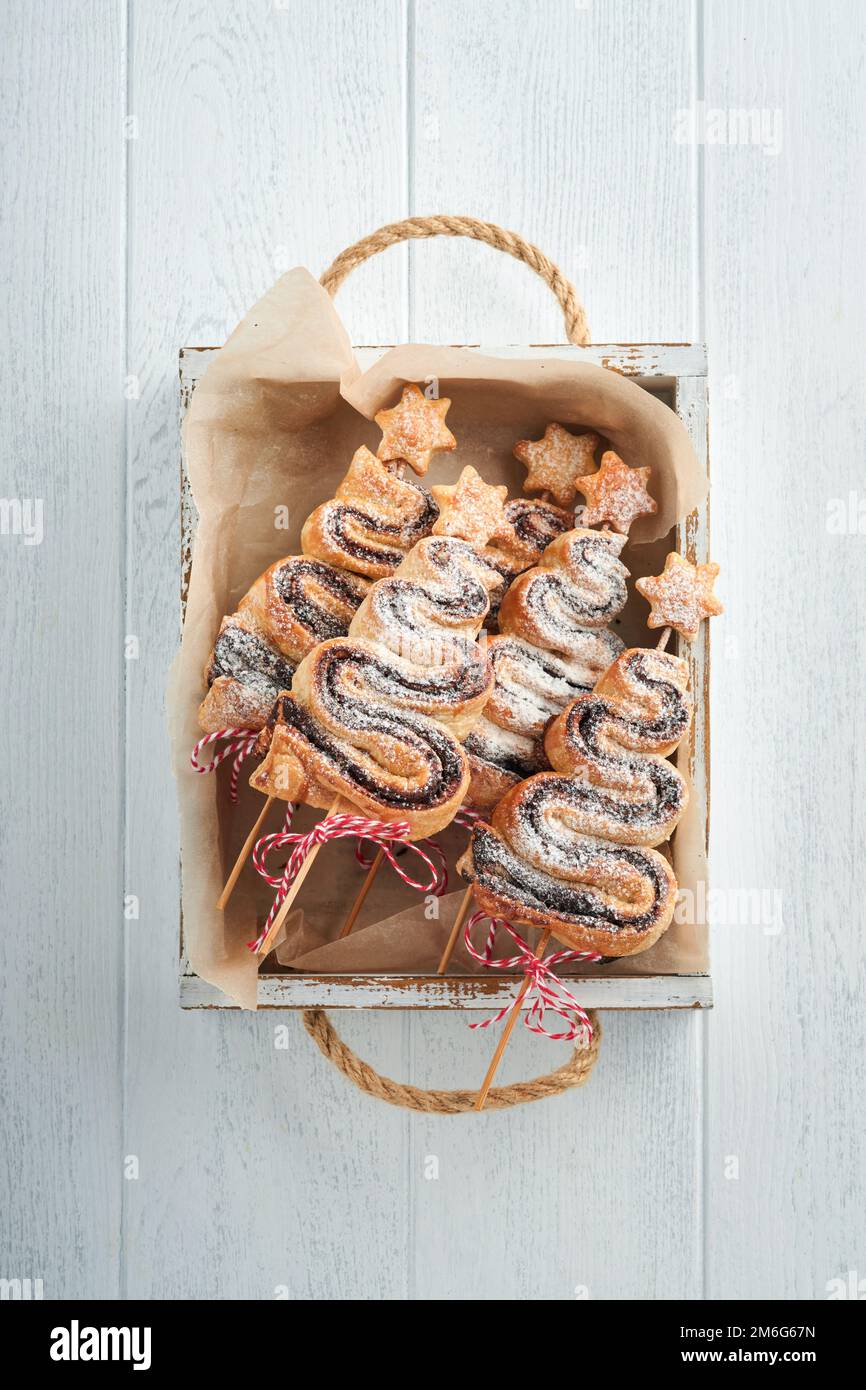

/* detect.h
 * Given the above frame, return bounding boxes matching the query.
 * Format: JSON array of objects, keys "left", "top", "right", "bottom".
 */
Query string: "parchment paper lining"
[{"left": 168, "top": 268, "right": 708, "bottom": 1009}]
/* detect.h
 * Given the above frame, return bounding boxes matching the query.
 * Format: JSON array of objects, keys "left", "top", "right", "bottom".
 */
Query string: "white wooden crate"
[{"left": 178, "top": 343, "right": 711, "bottom": 1011}]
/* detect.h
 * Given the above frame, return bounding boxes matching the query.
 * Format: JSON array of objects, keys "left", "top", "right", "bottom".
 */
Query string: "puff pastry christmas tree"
[{"left": 469, "top": 544, "right": 723, "bottom": 1111}]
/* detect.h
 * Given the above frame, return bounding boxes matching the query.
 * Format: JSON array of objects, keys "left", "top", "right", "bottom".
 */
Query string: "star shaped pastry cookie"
[
  {"left": 375, "top": 383, "right": 457, "bottom": 476},
  {"left": 636, "top": 552, "right": 723, "bottom": 641},
  {"left": 431, "top": 466, "right": 508, "bottom": 547},
  {"left": 512, "top": 423, "right": 600, "bottom": 507},
  {"left": 574, "top": 451, "right": 657, "bottom": 534}
]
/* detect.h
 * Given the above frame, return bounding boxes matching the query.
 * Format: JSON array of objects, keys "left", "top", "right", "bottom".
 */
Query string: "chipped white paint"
[{"left": 180, "top": 971, "right": 713, "bottom": 1011}]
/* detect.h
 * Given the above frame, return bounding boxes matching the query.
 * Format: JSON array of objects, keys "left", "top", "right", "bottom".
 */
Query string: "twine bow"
[
  {"left": 250, "top": 813, "right": 445, "bottom": 952},
  {"left": 355, "top": 833, "right": 449, "bottom": 895},
  {"left": 366, "top": 807, "right": 480, "bottom": 894},
  {"left": 464, "top": 911, "right": 601, "bottom": 1043},
  {"left": 354, "top": 806, "right": 481, "bottom": 885},
  {"left": 190, "top": 726, "right": 259, "bottom": 804}
]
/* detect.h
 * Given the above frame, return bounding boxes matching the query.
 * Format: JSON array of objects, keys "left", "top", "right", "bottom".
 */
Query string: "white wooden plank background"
[
  {"left": 1, "top": 0, "right": 864, "bottom": 1301},
  {"left": 703, "top": 0, "right": 866, "bottom": 1299},
  {"left": 0, "top": 0, "right": 126, "bottom": 1300}
]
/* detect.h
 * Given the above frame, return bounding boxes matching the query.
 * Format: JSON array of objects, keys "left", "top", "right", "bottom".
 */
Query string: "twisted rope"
[
  {"left": 320, "top": 214, "right": 590, "bottom": 346},
  {"left": 354, "top": 832, "right": 449, "bottom": 895},
  {"left": 300, "top": 1008, "right": 601, "bottom": 1113}
]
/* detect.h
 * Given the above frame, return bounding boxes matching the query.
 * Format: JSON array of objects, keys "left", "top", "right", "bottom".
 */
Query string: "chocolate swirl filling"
[
  {"left": 464, "top": 723, "right": 542, "bottom": 779},
  {"left": 545, "top": 648, "right": 690, "bottom": 840},
  {"left": 565, "top": 649, "right": 691, "bottom": 751},
  {"left": 482, "top": 500, "right": 571, "bottom": 620},
  {"left": 208, "top": 625, "right": 296, "bottom": 703},
  {"left": 518, "top": 533, "right": 629, "bottom": 634},
  {"left": 361, "top": 537, "right": 497, "bottom": 638},
  {"left": 263, "top": 691, "right": 467, "bottom": 811},
  {"left": 318, "top": 482, "right": 439, "bottom": 573},
  {"left": 514, "top": 767, "right": 684, "bottom": 850},
  {"left": 205, "top": 558, "right": 367, "bottom": 720},
  {"left": 467, "top": 822, "right": 673, "bottom": 936},
  {"left": 502, "top": 498, "right": 571, "bottom": 555},
  {"left": 466, "top": 638, "right": 685, "bottom": 819},
  {"left": 272, "top": 558, "right": 367, "bottom": 643},
  {"left": 467, "top": 529, "right": 629, "bottom": 805},
  {"left": 315, "top": 640, "right": 491, "bottom": 715},
  {"left": 487, "top": 632, "right": 624, "bottom": 734},
  {"left": 461, "top": 644, "right": 691, "bottom": 952}
]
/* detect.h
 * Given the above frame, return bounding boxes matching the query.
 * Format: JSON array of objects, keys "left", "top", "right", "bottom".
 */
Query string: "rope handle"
[
  {"left": 301, "top": 1007, "right": 601, "bottom": 1113},
  {"left": 320, "top": 214, "right": 590, "bottom": 346}
]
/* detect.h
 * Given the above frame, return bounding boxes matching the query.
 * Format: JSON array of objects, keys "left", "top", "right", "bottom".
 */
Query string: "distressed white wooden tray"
[{"left": 178, "top": 342, "right": 711, "bottom": 1011}]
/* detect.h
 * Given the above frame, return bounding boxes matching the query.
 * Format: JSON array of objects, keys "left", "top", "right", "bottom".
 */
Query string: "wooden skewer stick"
[
  {"left": 338, "top": 847, "right": 385, "bottom": 938},
  {"left": 216, "top": 795, "right": 276, "bottom": 911},
  {"left": 474, "top": 927, "right": 552, "bottom": 1111},
  {"left": 656, "top": 626, "right": 671, "bottom": 651},
  {"left": 254, "top": 794, "right": 348, "bottom": 959},
  {"left": 437, "top": 882, "right": 474, "bottom": 974}
]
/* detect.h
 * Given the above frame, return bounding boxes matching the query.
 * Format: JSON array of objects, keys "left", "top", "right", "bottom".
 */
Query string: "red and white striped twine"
[
  {"left": 354, "top": 834, "right": 449, "bottom": 894},
  {"left": 353, "top": 803, "right": 482, "bottom": 881},
  {"left": 354, "top": 803, "right": 481, "bottom": 886},
  {"left": 463, "top": 911, "right": 601, "bottom": 1043},
  {"left": 189, "top": 727, "right": 259, "bottom": 804},
  {"left": 248, "top": 813, "right": 445, "bottom": 953},
  {"left": 352, "top": 802, "right": 483, "bottom": 887}
]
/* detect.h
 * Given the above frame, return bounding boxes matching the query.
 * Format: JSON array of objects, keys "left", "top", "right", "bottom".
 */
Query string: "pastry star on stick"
[
  {"left": 431, "top": 466, "right": 508, "bottom": 547},
  {"left": 636, "top": 552, "right": 723, "bottom": 642},
  {"left": 512, "top": 423, "right": 600, "bottom": 507},
  {"left": 375, "top": 383, "right": 457, "bottom": 476},
  {"left": 574, "top": 450, "right": 657, "bottom": 534}
]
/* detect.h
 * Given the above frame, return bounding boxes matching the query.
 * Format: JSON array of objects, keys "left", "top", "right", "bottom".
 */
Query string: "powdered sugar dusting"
[
  {"left": 431, "top": 466, "right": 508, "bottom": 547},
  {"left": 575, "top": 452, "right": 657, "bottom": 535},
  {"left": 513, "top": 423, "right": 600, "bottom": 507},
  {"left": 374, "top": 384, "right": 456, "bottom": 476},
  {"left": 635, "top": 552, "right": 723, "bottom": 641}
]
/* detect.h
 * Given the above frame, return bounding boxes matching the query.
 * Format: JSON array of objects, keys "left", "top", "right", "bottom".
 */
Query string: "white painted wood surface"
[
  {"left": 2, "top": 0, "right": 864, "bottom": 1301},
  {"left": 0, "top": 0, "right": 126, "bottom": 1300},
  {"left": 703, "top": 0, "right": 866, "bottom": 1300},
  {"left": 180, "top": 971, "right": 713, "bottom": 1012}
]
